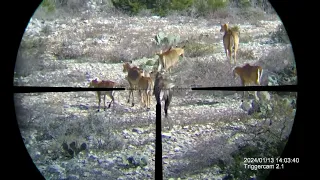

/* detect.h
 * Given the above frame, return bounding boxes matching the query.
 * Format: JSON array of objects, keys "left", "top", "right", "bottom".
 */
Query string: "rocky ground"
[{"left": 14, "top": 9, "right": 297, "bottom": 180}]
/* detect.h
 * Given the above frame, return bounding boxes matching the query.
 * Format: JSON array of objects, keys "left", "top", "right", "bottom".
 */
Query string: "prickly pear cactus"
[
  {"left": 167, "top": 34, "right": 180, "bottom": 45},
  {"left": 154, "top": 32, "right": 180, "bottom": 47},
  {"left": 155, "top": 32, "right": 165, "bottom": 45}
]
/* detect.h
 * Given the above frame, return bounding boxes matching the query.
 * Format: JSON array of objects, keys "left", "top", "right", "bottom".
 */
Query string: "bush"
[
  {"left": 184, "top": 42, "right": 218, "bottom": 57},
  {"left": 170, "top": 0, "right": 194, "bottom": 11},
  {"left": 41, "top": 0, "right": 56, "bottom": 13},
  {"left": 238, "top": 0, "right": 251, "bottom": 8},
  {"left": 112, "top": 0, "right": 147, "bottom": 15},
  {"left": 194, "top": 0, "right": 229, "bottom": 16},
  {"left": 236, "top": 49, "right": 255, "bottom": 60},
  {"left": 38, "top": 0, "right": 89, "bottom": 16},
  {"left": 173, "top": 57, "right": 235, "bottom": 88},
  {"left": 14, "top": 50, "right": 45, "bottom": 77},
  {"left": 271, "top": 23, "right": 290, "bottom": 44},
  {"left": 111, "top": 0, "right": 193, "bottom": 17},
  {"left": 237, "top": 6, "right": 266, "bottom": 21},
  {"left": 226, "top": 139, "right": 287, "bottom": 179}
]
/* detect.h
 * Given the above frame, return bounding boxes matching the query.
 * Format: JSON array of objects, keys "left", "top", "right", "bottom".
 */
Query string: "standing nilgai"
[
  {"left": 138, "top": 71, "right": 154, "bottom": 110},
  {"left": 123, "top": 61, "right": 154, "bottom": 110},
  {"left": 88, "top": 78, "right": 117, "bottom": 112},
  {"left": 233, "top": 63, "right": 263, "bottom": 100},
  {"left": 220, "top": 23, "right": 240, "bottom": 64},
  {"left": 152, "top": 70, "right": 175, "bottom": 118},
  {"left": 156, "top": 45, "right": 185, "bottom": 73}
]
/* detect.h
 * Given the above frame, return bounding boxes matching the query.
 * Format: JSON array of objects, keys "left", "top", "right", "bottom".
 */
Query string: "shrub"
[
  {"left": 237, "top": 6, "right": 266, "bottom": 22},
  {"left": 194, "top": 0, "right": 229, "bottom": 16},
  {"left": 39, "top": 0, "right": 88, "bottom": 14},
  {"left": 257, "top": 47, "right": 295, "bottom": 73},
  {"left": 226, "top": 138, "right": 287, "bottom": 179},
  {"left": 14, "top": 50, "right": 45, "bottom": 77},
  {"left": 238, "top": 0, "right": 251, "bottom": 8},
  {"left": 112, "top": 0, "right": 147, "bottom": 15},
  {"left": 271, "top": 23, "right": 290, "bottom": 44},
  {"left": 184, "top": 42, "right": 218, "bottom": 57},
  {"left": 236, "top": 49, "right": 255, "bottom": 60},
  {"left": 173, "top": 57, "right": 235, "bottom": 88},
  {"left": 154, "top": 32, "right": 181, "bottom": 49},
  {"left": 41, "top": 0, "right": 56, "bottom": 13},
  {"left": 170, "top": 0, "right": 194, "bottom": 11}
]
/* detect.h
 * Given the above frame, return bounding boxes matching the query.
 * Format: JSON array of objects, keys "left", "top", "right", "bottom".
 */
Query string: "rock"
[
  {"left": 258, "top": 91, "right": 271, "bottom": 101},
  {"left": 268, "top": 75, "right": 279, "bottom": 86},
  {"left": 248, "top": 99, "right": 261, "bottom": 115},
  {"left": 162, "top": 133, "right": 172, "bottom": 139},
  {"left": 132, "top": 128, "right": 143, "bottom": 134},
  {"left": 47, "top": 165, "right": 65, "bottom": 174},
  {"left": 34, "top": 151, "right": 41, "bottom": 160},
  {"left": 282, "top": 98, "right": 292, "bottom": 107},
  {"left": 241, "top": 100, "right": 252, "bottom": 112},
  {"left": 67, "top": 174, "right": 79, "bottom": 180},
  {"left": 88, "top": 154, "right": 98, "bottom": 161},
  {"left": 174, "top": 147, "right": 181, "bottom": 152}
]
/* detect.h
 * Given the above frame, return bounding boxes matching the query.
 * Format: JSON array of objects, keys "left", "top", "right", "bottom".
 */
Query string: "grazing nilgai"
[
  {"left": 233, "top": 63, "right": 263, "bottom": 100},
  {"left": 156, "top": 45, "right": 185, "bottom": 73},
  {"left": 220, "top": 23, "right": 240, "bottom": 64},
  {"left": 89, "top": 78, "right": 117, "bottom": 111},
  {"left": 152, "top": 70, "right": 175, "bottom": 118}
]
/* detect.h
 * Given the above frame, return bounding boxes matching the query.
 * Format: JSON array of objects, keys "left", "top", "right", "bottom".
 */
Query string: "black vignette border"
[
  {"left": 4, "top": 0, "right": 306, "bottom": 179},
  {"left": 5, "top": 0, "right": 45, "bottom": 179},
  {"left": 267, "top": 0, "right": 305, "bottom": 179}
]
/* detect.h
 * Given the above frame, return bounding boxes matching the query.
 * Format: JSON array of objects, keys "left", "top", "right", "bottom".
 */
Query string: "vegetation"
[
  {"left": 38, "top": 0, "right": 273, "bottom": 17},
  {"left": 271, "top": 23, "right": 291, "bottom": 44}
]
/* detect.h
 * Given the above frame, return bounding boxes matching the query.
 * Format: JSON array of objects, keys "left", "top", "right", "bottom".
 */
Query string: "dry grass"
[
  {"left": 173, "top": 57, "right": 236, "bottom": 88},
  {"left": 239, "top": 33, "right": 254, "bottom": 44},
  {"left": 237, "top": 48, "right": 256, "bottom": 60},
  {"left": 184, "top": 41, "right": 219, "bottom": 58},
  {"left": 257, "top": 46, "right": 295, "bottom": 73}
]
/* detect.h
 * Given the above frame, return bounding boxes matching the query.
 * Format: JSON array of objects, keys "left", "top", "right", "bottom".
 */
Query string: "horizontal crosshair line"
[
  {"left": 192, "top": 85, "right": 298, "bottom": 91},
  {"left": 12, "top": 85, "right": 298, "bottom": 93}
]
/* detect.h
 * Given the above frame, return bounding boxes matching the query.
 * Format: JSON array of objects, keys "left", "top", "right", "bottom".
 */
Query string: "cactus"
[
  {"left": 123, "top": 151, "right": 148, "bottom": 168},
  {"left": 145, "top": 60, "right": 154, "bottom": 66},
  {"left": 167, "top": 34, "right": 180, "bottom": 46},
  {"left": 139, "top": 63, "right": 146, "bottom": 69},
  {"left": 154, "top": 32, "right": 180, "bottom": 47},
  {"left": 162, "top": 37, "right": 169, "bottom": 46},
  {"left": 62, "top": 141, "right": 87, "bottom": 158},
  {"left": 155, "top": 32, "right": 165, "bottom": 45},
  {"left": 174, "top": 34, "right": 180, "bottom": 44},
  {"left": 167, "top": 34, "right": 175, "bottom": 45},
  {"left": 268, "top": 75, "right": 279, "bottom": 86}
]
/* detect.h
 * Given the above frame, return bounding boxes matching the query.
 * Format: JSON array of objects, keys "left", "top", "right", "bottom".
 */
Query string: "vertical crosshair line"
[{"left": 155, "top": 103, "right": 163, "bottom": 180}]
